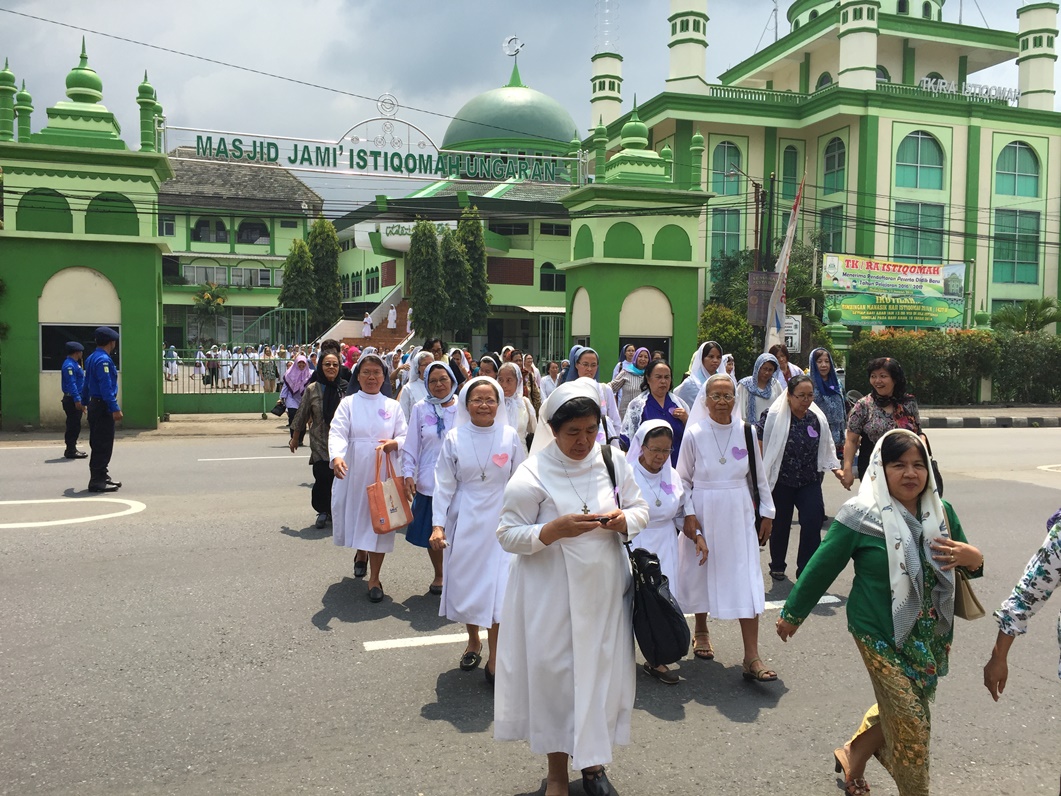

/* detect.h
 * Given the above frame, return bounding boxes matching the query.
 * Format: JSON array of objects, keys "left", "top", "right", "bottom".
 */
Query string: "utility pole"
[
  {"left": 730, "top": 163, "right": 762, "bottom": 270},
  {"left": 763, "top": 172, "right": 776, "bottom": 268}
]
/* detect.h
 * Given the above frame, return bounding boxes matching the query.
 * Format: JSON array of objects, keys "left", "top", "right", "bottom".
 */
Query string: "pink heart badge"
[
  {"left": 378, "top": 409, "right": 391, "bottom": 419},
  {"left": 660, "top": 481, "right": 674, "bottom": 495},
  {"left": 807, "top": 426, "right": 819, "bottom": 439},
  {"left": 491, "top": 453, "right": 509, "bottom": 467},
  {"left": 596, "top": 431, "right": 606, "bottom": 443},
  {"left": 731, "top": 446, "right": 748, "bottom": 460}
]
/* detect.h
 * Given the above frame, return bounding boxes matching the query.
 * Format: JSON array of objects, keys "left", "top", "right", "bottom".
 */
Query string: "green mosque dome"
[
  {"left": 441, "top": 63, "right": 578, "bottom": 153},
  {"left": 15, "top": 80, "right": 32, "bottom": 107},
  {"left": 138, "top": 71, "right": 156, "bottom": 101},
  {"left": 0, "top": 59, "right": 15, "bottom": 90},
  {"left": 66, "top": 38, "right": 104, "bottom": 103}
]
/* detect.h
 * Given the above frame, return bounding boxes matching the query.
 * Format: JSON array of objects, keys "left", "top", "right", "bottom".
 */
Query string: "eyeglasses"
[
  {"left": 792, "top": 393, "right": 814, "bottom": 402},
  {"left": 707, "top": 393, "right": 735, "bottom": 402},
  {"left": 427, "top": 378, "right": 451, "bottom": 386},
  {"left": 322, "top": 362, "right": 340, "bottom": 368},
  {"left": 469, "top": 398, "right": 499, "bottom": 407},
  {"left": 645, "top": 447, "right": 673, "bottom": 456}
]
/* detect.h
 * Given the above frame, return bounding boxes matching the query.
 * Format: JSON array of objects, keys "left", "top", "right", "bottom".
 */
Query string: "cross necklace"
[
  {"left": 709, "top": 423, "right": 733, "bottom": 465},
  {"left": 469, "top": 432, "right": 492, "bottom": 481},
  {"left": 561, "top": 460, "right": 595, "bottom": 514}
]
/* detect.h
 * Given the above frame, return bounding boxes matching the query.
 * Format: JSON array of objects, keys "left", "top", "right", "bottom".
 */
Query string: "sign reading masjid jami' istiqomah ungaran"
[{"left": 821, "top": 253, "right": 967, "bottom": 329}]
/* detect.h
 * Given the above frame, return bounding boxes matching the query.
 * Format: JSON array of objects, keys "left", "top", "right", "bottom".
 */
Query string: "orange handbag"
[{"left": 366, "top": 449, "right": 413, "bottom": 533}]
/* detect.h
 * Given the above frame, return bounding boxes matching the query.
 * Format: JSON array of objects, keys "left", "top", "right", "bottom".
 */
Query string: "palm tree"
[{"left": 990, "top": 297, "right": 1061, "bottom": 333}]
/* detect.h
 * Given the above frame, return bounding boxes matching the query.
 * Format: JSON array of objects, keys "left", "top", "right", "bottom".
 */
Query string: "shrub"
[
  {"left": 847, "top": 329, "right": 1000, "bottom": 405},
  {"left": 991, "top": 331, "right": 1061, "bottom": 403}
]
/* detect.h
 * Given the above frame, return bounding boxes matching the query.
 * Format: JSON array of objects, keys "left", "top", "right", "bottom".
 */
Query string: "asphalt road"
[{"left": 1, "top": 429, "right": 1060, "bottom": 795}]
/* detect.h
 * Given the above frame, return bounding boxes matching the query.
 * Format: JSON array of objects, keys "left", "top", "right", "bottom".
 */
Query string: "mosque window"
[
  {"left": 352, "top": 272, "right": 363, "bottom": 298},
  {"left": 711, "top": 141, "right": 742, "bottom": 196},
  {"left": 824, "top": 138, "right": 846, "bottom": 195},
  {"left": 815, "top": 72, "right": 833, "bottom": 90},
  {"left": 680, "top": 19, "right": 690, "bottom": 32},
  {"left": 781, "top": 145, "right": 799, "bottom": 201},
  {"left": 1050, "top": 36, "right": 1055, "bottom": 47},
  {"left": 192, "top": 217, "right": 228, "bottom": 243},
  {"left": 868, "top": 8, "right": 875, "bottom": 19},
  {"left": 539, "top": 263, "right": 566, "bottom": 292},
  {"left": 896, "top": 131, "right": 944, "bottom": 190},
  {"left": 842, "top": 10, "right": 849, "bottom": 23},
  {"left": 926, "top": 72, "right": 944, "bottom": 81},
  {"left": 86, "top": 192, "right": 139, "bottom": 236},
  {"left": 898, "top": 0, "right": 909, "bottom": 13},
  {"left": 237, "top": 219, "right": 270, "bottom": 245},
  {"left": 853, "top": 8, "right": 863, "bottom": 20},
  {"left": 693, "top": 19, "right": 701, "bottom": 32},
  {"left": 876, "top": 65, "right": 890, "bottom": 82},
  {"left": 794, "top": 19, "right": 801, "bottom": 30},
  {"left": 993, "top": 210, "right": 1040, "bottom": 284},
  {"left": 1021, "top": 38, "right": 1029, "bottom": 52},
  {"left": 158, "top": 213, "right": 176, "bottom": 237},
  {"left": 608, "top": 80, "right": 616, "bottom": 90},
  {"left": 1034, "top": 35, "right": 1044, "bottom": 48},
  {"left": 820, "top": 206, "right": 844, "bottom": 252},
  {"left": 810, "top": 10, "right": 818, "bottom": 20},
  {"left": 710, "top": 209, "right": 740, "bottom": 266},
  {"left": 183, "top": 264, "right": 227, "bottom": 284},
  {"left": 540, "top": 223, "right": 570, "bottom": 236},
  {"left": 280, "top": 219, "right": 298, "bottom": 229},
  {"left": 996, "top": 142, "right": 1040, "bottom": 198},
  {"left": 672, "top": 22, "right": 677, "bottom": 35},
  {"left": 893, "top": 202, "right": 944, "bottom": 264},
  {"left": 922, "top": 2, "right": 931, "bottom": 19}
]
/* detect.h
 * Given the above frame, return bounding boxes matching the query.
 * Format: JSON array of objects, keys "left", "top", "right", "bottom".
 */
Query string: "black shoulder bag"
[
  {"left": 601, "top": 445, "right": 691, "bottom": 668},
  {"left": 743, "top": 423, "right": 764, "bottom": 537}
]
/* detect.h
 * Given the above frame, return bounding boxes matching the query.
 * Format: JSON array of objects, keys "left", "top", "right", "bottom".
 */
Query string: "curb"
[{"left": 923, "top": 416, "right": 1060, "bottom": 429}]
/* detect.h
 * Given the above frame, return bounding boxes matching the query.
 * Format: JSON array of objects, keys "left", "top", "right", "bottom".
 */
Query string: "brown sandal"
[
  {"left": 833, "top": 747, "right": 871, "bottom": 795},
  {"left": 742, "top": 657, "right": 778, "bottom": 681},
  {"left": 693, "top": 631, "right": 714, "bottom": 660}
]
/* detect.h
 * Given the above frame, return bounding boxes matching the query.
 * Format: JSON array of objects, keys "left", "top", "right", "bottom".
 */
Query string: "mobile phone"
[{"left": 598, "top": 516, "right": 610, "bottom": 525}]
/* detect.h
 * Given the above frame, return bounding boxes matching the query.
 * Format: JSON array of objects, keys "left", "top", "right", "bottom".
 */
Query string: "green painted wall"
[{"left": 0, "top": 237, "right": 164, "bottom": 429}]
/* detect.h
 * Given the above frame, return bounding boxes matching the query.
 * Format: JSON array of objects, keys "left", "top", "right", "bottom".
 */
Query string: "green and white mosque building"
[{"left": 1, "top": 0, "right": 1059, "bottom": 429}]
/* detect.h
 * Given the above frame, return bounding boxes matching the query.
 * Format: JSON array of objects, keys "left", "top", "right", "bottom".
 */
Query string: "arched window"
[
  {"left": 896, "top": 131, "right": 944, "bottom": 190},
  {"left": 16, "top": 188, "right": 73, "bottom": 233},
  {"left": 925, "top": 71, "right": 944, "bottom": 81},
  {"left": 237, "top": 218, "right": 270, "bottom": 245},
  {"left": 876, "top": 65, "right": 891, "bottom": 83},
  {"left": 85, "top": 192, "right": 138, "bottom": 236},
  {"left": 824, "top": 138, "right": 846, "bottom": 195},
  {"left": 781, "top": 145, "right": 799, "bottom": 201},
  {"left": 922, "top": 1, "right": 932, "bottom": 19},
  {"left": 898, "top": 0, "right": 909, "bottom": 13},
  {"left": 192, "top": 217, "right": 228, "bottom": 243},
  {"left": 539, "top": 262, "right": 566, "bottom": 292},
  {"left": 996, "top": 142, "right": 1040, "bottom": 198},
  {"left": 711, "top": 141, "right": 741, "bottom": 196},
  {"left": 809, "top": 10, "right": 819, "bottom": 19},
  {"left": 815, "top": 72, "right": 833, "bottom": 91}
]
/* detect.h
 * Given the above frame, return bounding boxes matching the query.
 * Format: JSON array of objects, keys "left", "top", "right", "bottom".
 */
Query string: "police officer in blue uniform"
[
  {"left": 83, "top": 326, "right": 123, "bottom": 492},
  {"left": 60, "top": 341, "right": 88, "bottom": 459}
]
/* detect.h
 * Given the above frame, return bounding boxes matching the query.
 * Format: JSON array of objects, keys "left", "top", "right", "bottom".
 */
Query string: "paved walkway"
[{"left": 2, "top": 405, "right": 1059, "bottom": 445}]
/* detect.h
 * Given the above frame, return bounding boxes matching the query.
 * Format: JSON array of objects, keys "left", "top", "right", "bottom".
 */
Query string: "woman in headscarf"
[
  {"left": 768, "top": 343, "right": 803, "bottom": 385},
  {"left": 192, "top": 345, "right": 206, "bottom": 381},
  {"left": 560, "top": 345, "right": 622, "bottom": 449},
  {"left": 516, "top": 351, "right": 542, "bottom": 414},
  {"left": 619, "top": 359, "right": 689, "bottom": 465},
  {"left": 627, "top": 419, "right": 706, "bottom": 685},
  {"left": 218, "top": 344, "right": 232, "bottom": 389},
  {"left": 675, "top": 373, "right": 777, "bottom": 677},
  {"left": 245, "top": 345, "right": 261, "bottom": 391},
  {"left": 361, "top": 311, "right": 373, "bottom": 338},
  {"left": 430, "top": 375, "right": 526, "bottom": 684},
  {"left": 540, "top": 361, "right": 561, "bottom": 399},
  {"left": 610, "top": 346, "right": 650, "bottom": 419},
  {"left": 280, "top": 355, "right": 312, "bottom": 445},
  {"left": 329, "top": 352, "right": 408, "bottom": 602},
  {"left": 809, "top": 347, "right": 846, "bottom": 459},
  {"left": 777, "top": 429, "right": 982, "bottom": 796},
  {"left": 401, "top": 361, "right": 459, "bottom": 595},
  {"left": 716, "top": 353, "right": 737, "bottom": 388},
  {"left": 259, "top": 346, "right": 279, "bottom": 393},
  {"left": 675, "top": 341, "right": 723, "bottom": 407},
  {"left": 842, "top": 357, "right": 922, "bottom": 490},
  {"left": 387, "top": 303, "right": 398, "bottom": 329},
  {"left": 735, "top": 352, "right": 783, "bottom": 425},
  {"left": 495, "top": 378, "right": 650, "bottom": 796},
  {"left": 289, "top": 351, "right": 349, "bottom": 529},
  {"left": 397, "top": 350, "right": 436, "bottom": 421},
  {"left": 756, "top": 375, "right": 844, "bottom": 581},
  {"left": 343, "top": 344, "right": 359, "bottom": 371},
  {"left": 477, "top": 354, "right": 500, "bottom": 379},
  {"left": 611, "top": 344, "right": 636, "bottom": 380},
  {"left": 498, "top": 361, "right": 537, "bottom": 451},
  {"left": 163, "top": 345, "right": 181, "bottom": 382},
  {"left": 447, "top": 347, "right": 469, "bottom": 387}
]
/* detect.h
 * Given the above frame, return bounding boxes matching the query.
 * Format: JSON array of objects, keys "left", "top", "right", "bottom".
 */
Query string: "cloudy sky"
[{"left": 0, "top": 0, "right": 1040, "bottom": 208}]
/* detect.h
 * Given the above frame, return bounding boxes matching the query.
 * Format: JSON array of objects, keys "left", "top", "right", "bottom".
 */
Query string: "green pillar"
[
  {"left": 902, "top": 40, "right": 916, "bottom": 85},
  {"left": 689, "top": 129, "right": 704, "bottom": 191},
  {"left": 0, "top": 59, "right": 15, "bottom": 142},
  {"left": 13, "top": 80, "right": 32, "bottom": 141},
  {"left": 593, "top": 118, "right": 607, "bottom": 180},
  {"left": 855, "top": 114, "right": 879, "bottom": 256},
  {"left": 137, "top": 72, "right": 157, "bottom": 152}
]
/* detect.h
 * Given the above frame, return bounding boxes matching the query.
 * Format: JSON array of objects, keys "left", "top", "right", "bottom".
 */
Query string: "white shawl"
[{"left": 761, "top": 390, "right": 841, "bottom": 491}]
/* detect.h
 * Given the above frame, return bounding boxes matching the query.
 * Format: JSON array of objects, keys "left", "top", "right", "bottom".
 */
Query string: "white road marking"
[
  {"left": 198, "top": 455, "right": 297, "bottom": 462},
  {"left": 0, "top": 497, "right": 146, "bottom": 529},
  {"left": 0, "top": 446, "right": 65, "bottom": 451},
  {"left": 1037, "top": 464, "right": 1061, "bottom": 473},
  {"left": 362, "top": 595, "right": 842, "bottom": 651}
]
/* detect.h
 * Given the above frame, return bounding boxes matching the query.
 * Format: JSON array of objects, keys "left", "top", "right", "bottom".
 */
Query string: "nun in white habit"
[
  {"left": 495, "top": 377, "right": 649, "bottom": 796},
  {"left": 497, "top": 361, "right": 537, "bottom": 450},
  {"left": 329, "top": 352, "right": 408, "bottom": 603},
  {"left": 397, "top": 350, "right": 435, "bottom": 421},
  {"left": 387, "top": 303, "right": 398, "bottom": 329},
  {"left": 430, "top": 376, "right": 526, "bottom": 682}
]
